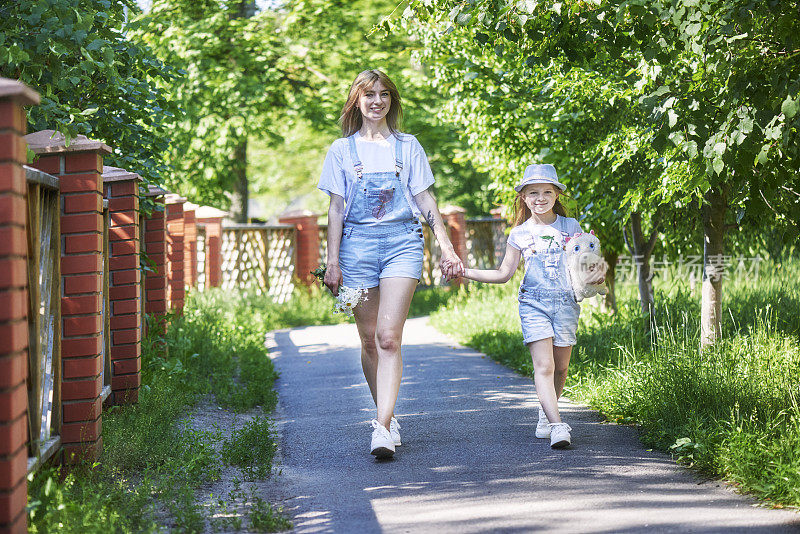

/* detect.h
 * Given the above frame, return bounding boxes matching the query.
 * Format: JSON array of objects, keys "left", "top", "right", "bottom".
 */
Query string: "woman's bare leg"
[
  {"left": 353, "top": 287, "right": 380, "bottom": 406},
  {"left": 372, "top": 277, "right": 417, "bottom": 429}
]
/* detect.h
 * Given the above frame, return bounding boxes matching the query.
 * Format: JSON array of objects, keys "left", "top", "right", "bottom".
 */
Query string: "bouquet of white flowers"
[{"left": 311, "top": 265, "right": 368, "bottom": 317}]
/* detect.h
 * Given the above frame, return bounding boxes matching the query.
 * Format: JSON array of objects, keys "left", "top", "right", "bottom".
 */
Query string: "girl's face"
[
  {"left": 358, "top": 80, "right": 391, "bottom": 124},
  {"left": 521, "top": 183, "right": 559, "bottom": 215}
]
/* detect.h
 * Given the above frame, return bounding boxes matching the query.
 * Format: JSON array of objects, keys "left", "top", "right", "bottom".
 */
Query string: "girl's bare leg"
[
  {"left": 553, "top": 345, "right": 573, "bottom": 399},
  {"left": 529, "top": 338, "right": 562, "bottom": 424}
]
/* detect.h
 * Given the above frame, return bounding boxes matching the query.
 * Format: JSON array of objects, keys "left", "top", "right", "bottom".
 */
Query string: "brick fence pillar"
[
  {"left": 278, "top": 210, "right": 319, "bottom": 286},
  {"left": 102, "top": 167, "right": 141, "bottom": 405},
  {"left": 197, "top": 215, "right": 223, "bottom": 288},
  {"left": 441, "top": 206, "right": 468, "bottom": 287},
  {"left": 165, "top": 196, "right": 186, "bottom": 312},
  {"left": 142, "top": 186, "right": 168, "bottom": 325},
  {"left": 183, "top": 208, "right": 197, "bottom": 289},
  {"left": 0, "top": 78, "right": 39, "bottom": 534},
  {"left": 26, "top": 130, "right": 111, "bottom": 464}
]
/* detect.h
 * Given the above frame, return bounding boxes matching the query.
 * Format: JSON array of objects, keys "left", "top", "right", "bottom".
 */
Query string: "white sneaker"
[
  {"left": 549, "top": 423, "right": 572, "bottom": 449},
  {"left": 389, "top": 416, "right": 401, "bottom": 446},
  {"left": 370, "top": 420, "right": 395, "bottom": 458},
  {"left": 535, "top": 408, "right": 550, "bottom": 438}
]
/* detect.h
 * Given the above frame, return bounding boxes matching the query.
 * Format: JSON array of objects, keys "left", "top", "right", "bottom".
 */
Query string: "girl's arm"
[
  {"left": 413, "top": 190, "right": 464, "bottom": 279},
  {"left": 323, "top": 194, "right": 345, "bottom": 296},
  {"left": 463, "top": 244, "right": 521, "bottom": 284}
]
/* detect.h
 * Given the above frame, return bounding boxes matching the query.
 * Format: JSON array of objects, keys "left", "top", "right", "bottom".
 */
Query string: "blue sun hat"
[{"left": 514, "top": 164, "right": 566, "bottom": 192}]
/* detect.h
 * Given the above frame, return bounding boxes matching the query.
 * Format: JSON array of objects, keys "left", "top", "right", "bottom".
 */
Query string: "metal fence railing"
[
  {"left": 220, "top": 224, "right": 296, "bottom": 303},
  {"left": 24, "top": 166, "right": 61, "bottom": 471}
]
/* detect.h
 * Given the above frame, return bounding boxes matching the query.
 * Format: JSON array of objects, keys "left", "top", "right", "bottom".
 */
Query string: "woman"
[{"left": 318, "top": 69, "right": 463, "bottom": 459}]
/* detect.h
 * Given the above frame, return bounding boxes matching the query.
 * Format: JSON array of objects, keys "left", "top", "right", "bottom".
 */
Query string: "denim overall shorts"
[
  {"left": 338, "top": 135, "right": 424, "bottom": 289},
  {"left": 518, "top": 220, "right": 580, "bottom": 346}
]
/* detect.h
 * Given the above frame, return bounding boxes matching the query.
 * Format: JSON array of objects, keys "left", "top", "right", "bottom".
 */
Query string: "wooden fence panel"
[{"left": 220, "top": 224, "right": 295, "bottom": 303}]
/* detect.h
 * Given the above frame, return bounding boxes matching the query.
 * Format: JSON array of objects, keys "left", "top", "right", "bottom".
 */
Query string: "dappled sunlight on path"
[{"left": 261, "top": 317, "right": 800, "bottom": 533}]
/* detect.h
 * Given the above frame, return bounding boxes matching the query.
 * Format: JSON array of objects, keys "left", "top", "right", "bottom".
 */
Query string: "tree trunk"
[
  {"left": 601, "top": 249, "right": 619, "bottom": 314},
  {"left": 229, "top": 139, "right": 248, "bottom": 223},
  {"left": 623, "top": 211, "right": 659, "bottom": 316},
  {"left": 700, "top": 186, "right": 728, "bottom": 348},
  {"left": 227, "top": 0, "right": 255, "bottom": 223}
]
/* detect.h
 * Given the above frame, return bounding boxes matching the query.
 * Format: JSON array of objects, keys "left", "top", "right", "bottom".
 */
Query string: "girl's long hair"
[
  {"left": 340, "top": 69, "right": 403, "bottom": 137},
  {"left": 512, "top": 189, "right": 568, "bottom": 227}
]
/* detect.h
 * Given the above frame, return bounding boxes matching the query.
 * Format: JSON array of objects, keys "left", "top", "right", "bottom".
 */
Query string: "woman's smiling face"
[
  {"left": 358, "top": 80, "right": 391, "bottom": 123},
  {"left": 521, "top": 183, "right": 559, "bottom": 215}
]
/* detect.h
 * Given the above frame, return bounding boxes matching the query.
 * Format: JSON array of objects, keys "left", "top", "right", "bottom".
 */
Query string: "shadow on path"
[{"left": 262, "top": 318, "right": 800, "bottom": 533}]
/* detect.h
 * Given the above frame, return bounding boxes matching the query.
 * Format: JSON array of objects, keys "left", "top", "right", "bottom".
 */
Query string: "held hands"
[
  {"left": 440, "top": 250, "right": 465, "bottom": 281},
  {"left": 324, "top": 263, "right": 343, "bottom": 297}
]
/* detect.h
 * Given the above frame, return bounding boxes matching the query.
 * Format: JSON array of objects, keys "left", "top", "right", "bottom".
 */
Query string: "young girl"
[{"left": 461, "top": 164, "right": 604, "bottom": 449}]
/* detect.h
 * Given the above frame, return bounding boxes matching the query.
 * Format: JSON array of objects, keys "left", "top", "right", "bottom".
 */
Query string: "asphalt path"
[{"left": 264, "top": 317, "right": 800, "bottom": 533}]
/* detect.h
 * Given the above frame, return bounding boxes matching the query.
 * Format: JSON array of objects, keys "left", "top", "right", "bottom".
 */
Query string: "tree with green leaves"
[
  {"left": 133, "top": 0, "right": 303, "bottom": 220},
  {"left": 403, "top": 0, "right": 800, "bottom": 342},
  {"left": 1, "top": 0, "right": 177, "bottom": 186}
]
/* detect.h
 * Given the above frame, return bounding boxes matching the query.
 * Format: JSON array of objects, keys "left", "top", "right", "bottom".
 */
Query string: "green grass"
[
  {"left": 28, "top": 286, "right": 337, "bottom": 532},
  {"left": 432, "top": 259, "right": 800, "bottom": 507}
]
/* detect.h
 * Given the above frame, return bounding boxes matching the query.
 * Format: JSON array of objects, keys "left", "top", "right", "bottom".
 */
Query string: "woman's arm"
[
  {"left": 413, "top": 190, "right": 464, "bottom": 279},
  {"left": 463, "top": 244, "right": 521, "bottom": 284},
  {"left": 323, "top": 194, "right": 345, "bottom": 296}
]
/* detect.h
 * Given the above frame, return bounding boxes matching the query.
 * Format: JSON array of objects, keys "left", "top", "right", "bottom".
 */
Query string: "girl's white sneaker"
[
  {"left": 389, "top": 416, "right": 401, "bottom": 446},
  {"left": 549, "top": 423, "right": 572, "bottom": 449},
  {"left": 535, "top": 408, "right": 550, "bottom": 438},
  {"left": 370, "top": 420, "right": 395, "bottom": 458}
]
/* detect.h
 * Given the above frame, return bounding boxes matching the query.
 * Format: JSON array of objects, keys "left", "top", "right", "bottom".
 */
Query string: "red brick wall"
[
  {"left": 278, "top": 213, "right": 319, "bottom": 285},
  {"left": 198, "top": 217, "right": 223, "bottom": 288},
  {"left": 103, "top": 179, "right": 141, "bottom": 404},
  {"left": 28, "top": 133, "right": 110, "bottom": 464},
  {"left": 166, "top": 202, "right": 185, "bottom": 312},
  {"left": 183, "top": 210, "right": 196, "bottom": 288},
  {"left": 143, "top": 197, "right": 167, "bottom": 319},
  {"left": 0, "top": 79, "right": 38, "bottom": 534}
]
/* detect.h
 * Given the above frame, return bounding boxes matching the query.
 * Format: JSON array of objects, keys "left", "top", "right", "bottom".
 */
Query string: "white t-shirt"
[
  {"left": 317, "top": 132, "right": 435, "bottom": 219},
  {"left": 507, "top": 215, "right": 582, "bottom": 262}
]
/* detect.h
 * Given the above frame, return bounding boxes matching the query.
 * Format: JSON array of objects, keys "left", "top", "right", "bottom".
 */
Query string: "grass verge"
[
  {"left": 431, "top": 259, "right": 800, "bottom": 507},
  {"left": 27, "top": 286, "right": 347, "bottom": 532}
]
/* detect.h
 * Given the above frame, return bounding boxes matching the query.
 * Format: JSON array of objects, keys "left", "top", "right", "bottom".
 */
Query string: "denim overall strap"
[
  {"left": 347, "top": 135, "right": 364, "bottom": 179},
  {"left": 394, "top": 134, "right": 403, "bottom": 177}
]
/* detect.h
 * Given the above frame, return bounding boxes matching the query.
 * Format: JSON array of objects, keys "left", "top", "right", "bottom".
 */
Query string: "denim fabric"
[
  {"left": 339, "top": 135, "right": 423, "bottom": 288},
  {"left": 518, "top": 288, "right": 580, "bottom": 346},
  {"left": 344, "top": 135, "right": 415, "bottom": 226},
  {"left": 340, "top": 221, "right": 424, "bottom": 288},
  {"left": 515, "top": 216, "right": 580, "bottom": 346}
]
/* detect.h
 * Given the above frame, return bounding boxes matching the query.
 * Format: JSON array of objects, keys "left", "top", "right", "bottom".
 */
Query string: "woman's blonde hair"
[
  {"left": 340, "top": 69, "right": 403, "bottom": 137},
  {"left": 512, "top": 185, "right": 568, "bottom": 227}
]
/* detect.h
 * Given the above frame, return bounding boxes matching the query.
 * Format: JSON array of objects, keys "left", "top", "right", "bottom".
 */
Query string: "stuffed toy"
[{"left": 564, "top": 230, "right": 608, "bottom": 302}]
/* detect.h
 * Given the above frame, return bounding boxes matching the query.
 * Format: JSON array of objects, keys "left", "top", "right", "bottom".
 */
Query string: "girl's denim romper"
[
  {"left": 338, "top": 135, "right": 424, "bottom": 289},
  {"left": 518, "top": 217, "right": 580, "bottom": 346}
]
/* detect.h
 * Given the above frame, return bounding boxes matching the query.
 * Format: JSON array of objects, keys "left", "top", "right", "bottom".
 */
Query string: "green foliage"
[
  {"left": 0, "top": 0, "right": 178, "bottom": 186},
  {"left": 222, "top": 417, "right": 277, "bottom": 480},
  {"left": 432, "top": 258, "right": 800, "bottom": 506},
  {"left": 404, "top": 0, "right": 800, "bottom": 245},
  {"left": 132, "top": 0, "right": 299, "bottom": 209},
  {"left": 29, "top": 288, "right": 334, "bottom": 531},
  {"left": 249, "top": 496, "right": 292, "bottom": 532}
]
